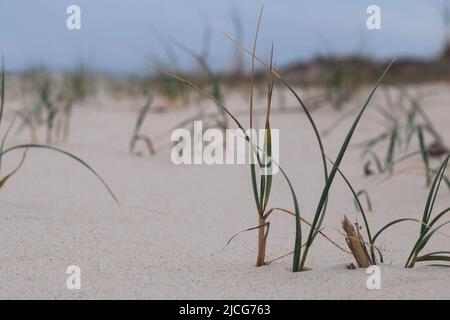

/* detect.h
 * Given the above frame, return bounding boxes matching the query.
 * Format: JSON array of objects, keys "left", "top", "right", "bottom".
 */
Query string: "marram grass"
[
  {"left": 405, "top": 154, "right": 450, "bottom": 267},
  {"left": 0, "top": 54, "right": 119, "bottom": 204}
]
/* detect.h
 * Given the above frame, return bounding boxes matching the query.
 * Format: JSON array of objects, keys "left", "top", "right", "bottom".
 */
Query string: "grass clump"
[
  {"left": 291, "top": 62, "right": 394, "bottom": 271},
  {"left": 405, "top": 154, "right": 450, "bottom": 267},
  {"left": 358, "top": 88, "right": 448, "bottom": 187},
  {"left": 16, "top": 64, "right": 94, "bottom": 144},
  {"left": 129, "top": 96, "right": 156, "bottom": 156},
  {"left": 320, "top": 62, "right": 355, "bottom": 110},
  {"left": 155, "top": 9, "right": 303, "bottom": 267},
  {"left": 159, "top": 8, "right": 450, "bottom": 273},
  {"left": 192, "top": 11, "right": 394, "bottom": 271},
  {"left": 170, "top": 36, "right": 229, "bottom": 132},
  {"left": 0, "top": 55, "right": 118, "bottom": 204}
]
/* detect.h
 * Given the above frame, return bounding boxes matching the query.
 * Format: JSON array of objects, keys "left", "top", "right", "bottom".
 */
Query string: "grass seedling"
[
  {"left": 358, "top": 89, "right": 447, "bottom": 186},
  {"left": 149, "top": 27, "right": 191, "bottom": 106},
  {"left": 405, "top": 154, "right": 450, "bottom": 267},
  {"left": 293, "top": 61, "right": 395, "bottom": 271},
  {"left": 65, "top": 62, "right": 95, "bottom": 102},
  {"left": 16, "top": 68, "right": 79, "bottom": 144},
  {"left": 153, "top": 69, "right": 189, "bottom": 106},
  {"left": 321, "top": 62, "right": 354, "bottom": 110},
  {"left": 33, "top": 70, "right": 57, "bottom": 144},
  {"left": 224, "top": 8, "right": 330, "bottom": 267},
  {"left": 218, "top": 17, "right": 436, "bottom": 272},
  {"left": 0, "top": 55, "right": 118, "bottom": 205},
  {"left": 328, "top": 157, "right": 417, "bottom": 266},
  {"left": 170, "top": 35, "right": 229, "bottom": 131},
  {"left": 153, "top": 8, "right": 303, "bottom": 267},
  {"left": 155, "top": 63, "right": 300, "bottom": 267},
  {"left": 222, "top": 32, "right": 332, "bottom": 271},
  {"left": 56, "top": 62, "right": 95, "bottom": 141},
  {"left": 163, "top": 9, "right": 434, "bottom": 272},
  {"left": 129, "top": 96, "right": 156, "bottom": 156}
]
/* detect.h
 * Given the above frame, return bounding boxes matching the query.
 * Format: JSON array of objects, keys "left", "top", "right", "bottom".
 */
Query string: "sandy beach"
[{"left": 0, "top": 83, "right": 448, "bottom": 300}]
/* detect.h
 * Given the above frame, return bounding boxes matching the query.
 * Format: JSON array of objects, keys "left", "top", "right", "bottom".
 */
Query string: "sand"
[{"left": 0, "top": 84, "right": 449, "bottom": 299}]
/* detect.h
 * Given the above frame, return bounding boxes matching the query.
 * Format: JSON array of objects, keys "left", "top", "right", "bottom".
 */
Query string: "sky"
[{"left": 0, "top": 0, "right": 448, "bottom": 74}]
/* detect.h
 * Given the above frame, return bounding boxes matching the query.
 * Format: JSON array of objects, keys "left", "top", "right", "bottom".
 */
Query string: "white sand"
[{"left": 0, "top": 84, "right": 449, "bottom": 299}]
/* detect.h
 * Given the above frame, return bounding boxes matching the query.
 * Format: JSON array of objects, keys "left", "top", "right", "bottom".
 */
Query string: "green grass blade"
[
  {"left": 298, "top": 60, "right": 395, "bottom": 271},
  {"left": 429, "top": 208, "right": 450, "bottom": 228},
  {"left": 0, "top": 53, "right": 5, "bottom": 173},
  {"left": 0, "top": 144, "right": 119, "bottom": 204},
  {"left": 222, "top": 33, "right": 330, "bottom": 190},
  {"left": 415, "top": 221, "right": 450, "bottom": 254},
  {"left": 405, "top": 124, "right": 417, "bottom": 152},
  {"left": 158, "top": 46, "right": 301, "bottom": 270},
  {"left": 325, "top": 156, "right": 375, "bottom": 261},
  {"left": 372, "top": 218, "right": 418, "bottom": 244},
  {"left": 248, "top": 8, "right": 264, "bottom": 216},
  {"left": 410, "top": 97, "right": 442, "bottom": 142},
  {"left": 369, "top": 151, "right": 384, "bottom": 174},
  {"left": 415, "top": 255, "right": 450, "bottom": 263},
  {"left": 276, "top": 75, "right": 331, "bottom": 271},
  {"left": 251, "top": 162, "right": 262, "bottom": 214},
  {"left": 0, "top": 150, "right": 26, "bottom": 190},
  {"left": 130, "top": 97, "right": 152, "bottom": 153},
  {"left": 384, "top": 126, "right": 398, "bottom": 174},
  {"left": 355, "top": 190, "right": 372, "bottom": 212},
  {"left": 260, "top": 49, "right": 274, "bottom": 212},
  {"left": 259, "top": 124, "right": 272, "bottom": 213},
  {"left": 415, "top": 251, "right": 450, "bottom": 263},
  {"left": 417, "top": 126, "right": 431, "bottom": 186},
  {"left": 0, "top": 53, "right": 4, "bottom": 125},
  {"left": 421, "top": 155, "right": 449, "bottom": 233}
]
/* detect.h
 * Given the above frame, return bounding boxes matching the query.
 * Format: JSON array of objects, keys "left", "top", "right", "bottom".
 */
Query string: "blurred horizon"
[{"left": 1, "top": 0, "right": 449, "bottom": 74}]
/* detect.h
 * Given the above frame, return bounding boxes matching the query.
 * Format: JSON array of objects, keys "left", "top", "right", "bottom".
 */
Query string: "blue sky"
[{"left": 0, "top": 0, "right": 448, "bottom": 73}]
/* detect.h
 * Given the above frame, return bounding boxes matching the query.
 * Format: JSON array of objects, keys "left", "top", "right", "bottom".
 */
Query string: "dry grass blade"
[
  {"left": 149, "top": 66, "right": 245, "bottom": 133},
  {"left": 342, "top": 216, "right": 374, "bottom": 268},
  {"left": 264, "top": 207, "right": 350, "bottom": 254},
  {"left": 249, "top": 6, "right": 263, "bottom": 129},
  {"left": 0, "top": 53, "right": 4, "bottom": 126},
  {"left": 0, "top": 58, "right": 120, "bottom": 208},
  {"left": 417, "top": 126, "right": 431, "bottom": 186},
  {"left": 169, "top": 36, "right": 228, "bottom": 128},
  {"left": 152, "top": 20, "right": 301, "bottom": 268},
  {"left": 221, "top": 222, "right": 270, "bottom": 252},
  {"left": 223, "top": 32, "right": 334, "bottom": 272},
  {"left": 295, "top": 61, "right": 395, "bottom": 271},
  {"left": 324, "top": 155, "right": 377, "bottom": 261},
  {"left": 0, "top": 150, "right": 27, "bottom": 190}
]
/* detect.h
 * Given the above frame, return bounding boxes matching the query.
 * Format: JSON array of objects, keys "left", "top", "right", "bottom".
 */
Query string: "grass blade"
[
  {"left": 417, "top": 126, "right": 431, "bottom": 186},
  {"left": 0, "top": 150, "right": 27, "bottom": 190},
  {"left": 405, "top": 154, "right": 450, "bottom": 267},
  {"left": 297, "top": 60, "right": 395, "bottom": 271},
  {"left": 372, "top": 218, "right": 418, "bottom": 244},
  {"left": 1, "top": 144, "right": 119, "bottom": 204},
  {"left": 221, "top": 32, "right": 332, "bottom": 272}
]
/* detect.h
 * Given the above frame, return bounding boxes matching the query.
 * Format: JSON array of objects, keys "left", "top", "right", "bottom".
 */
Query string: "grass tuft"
[
  {"left": 0, "top": 54, "right": 119, "bottom": 206},
  {"left": 405, "top": 154, "right": 450, "bottom": 267}
]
